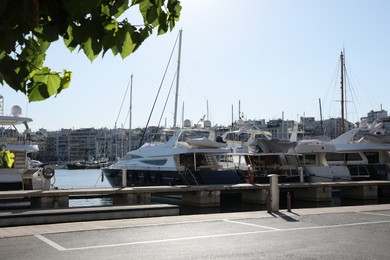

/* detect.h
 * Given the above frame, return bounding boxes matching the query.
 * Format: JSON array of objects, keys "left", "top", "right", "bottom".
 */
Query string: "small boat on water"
[
  {"left": 0, "top": 99, "right": 55, "bottom": 191},
  {"left": 67, "top": 160, "right": 109, "bottom": 170}
]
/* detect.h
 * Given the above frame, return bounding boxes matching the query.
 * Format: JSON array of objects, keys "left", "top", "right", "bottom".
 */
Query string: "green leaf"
[
  {"left": 58, "top": 70, "right": 72, "bottom": 94},
  {"left": 116, "top": 24, "right": 137, "bottom": 59},
  {"left": 101, "top": 21, "right": 119, "bottom": 56},
  {"left": 82, "top": 37, "right": 100, "bottom": 61},
  {"left": 0, "top": 0, "right": 182, "bottom": 102},
  {"left": 28, "top": 67, "right": 61, "bottom": 101}
]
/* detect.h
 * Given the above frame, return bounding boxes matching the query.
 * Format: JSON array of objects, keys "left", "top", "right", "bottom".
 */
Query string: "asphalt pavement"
[{"left": 1, "top": 204, "right": 390, "bottom": 259}]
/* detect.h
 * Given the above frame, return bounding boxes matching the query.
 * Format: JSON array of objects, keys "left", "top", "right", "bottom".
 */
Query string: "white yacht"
[
  {"left": 102, "top": 121, "right": 244, "bottom": 187},
  {"left": 294, "top": 128, "right": 390, "bottom": 181},
  {"left": 0, "top": 100, "right": 54, "bottom": 191},
  {"left": 218, "top": 124, "right": 302, "bottom": 183}
]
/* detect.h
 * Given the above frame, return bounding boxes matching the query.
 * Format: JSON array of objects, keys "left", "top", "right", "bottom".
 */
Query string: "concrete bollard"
[
  {"left": 287, "top": 192, "right": 292, "bottom": 212},
  {"left": 122, "top": 169, "right": 127, "bottom": 188},
  {"left": 299, "top": 167, "right": 304, "bottom": 183},
  {"left": 268, "top": 174, "right": 279, "bottom": 212}
]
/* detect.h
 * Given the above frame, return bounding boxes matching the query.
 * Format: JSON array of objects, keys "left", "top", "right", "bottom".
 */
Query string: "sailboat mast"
[
  {"left": 319, "top": 98, "right": 323, "bottom": 135},
  {"left": 129, "top": 74, "right": 133, "bottom": 152},
  {"left": 173, "top": 29, "right": 183, "bottom": 127},
  {"left": 340, "top": 51, "right": 345, "bottom": 134}
]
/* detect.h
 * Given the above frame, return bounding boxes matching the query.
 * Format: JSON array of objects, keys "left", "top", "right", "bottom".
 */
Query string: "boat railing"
[
  {"left": 1, "top": 136, "right": 37, "bottom": 146},
  {"left": 179, "top": 167, "right": 199, "bottom": 185}
]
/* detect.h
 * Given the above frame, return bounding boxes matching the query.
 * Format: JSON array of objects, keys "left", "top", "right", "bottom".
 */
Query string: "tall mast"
[
  {"left": 231, "top": 104, "right": 234, "bottom": 129},
  {"left": 319, "top": 98, "right": 323, "bottom": 135},
  {"left": 129, "top": 74, "right": 133, "bottom": 151},
  {"left": 173, "top": 29, "right": 183, "bottom": 127},
  {"left": 340, "top": 51, "right": 345, "bottom": 134},
  {"left": 206, "top": 100, "right": 209, "bottom": 120}
]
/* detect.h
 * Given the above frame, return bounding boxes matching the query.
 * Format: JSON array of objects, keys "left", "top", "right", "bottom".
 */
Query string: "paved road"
[{"left": 1, "top": 204, "right": 390, "bottom": 259}]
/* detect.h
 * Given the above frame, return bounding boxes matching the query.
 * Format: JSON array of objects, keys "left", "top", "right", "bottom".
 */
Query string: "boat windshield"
[{"left": 178, "top": 130, "right": 211, "bottom": 142}]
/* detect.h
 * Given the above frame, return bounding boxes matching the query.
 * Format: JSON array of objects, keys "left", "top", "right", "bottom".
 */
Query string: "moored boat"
[
  {"left": 0, "top": 98, "right": 55, "bottom": 191},
  {"left": 67, "top": 160, "right": 108, "bottom": 169},
  {"left": 218, "top": 124, "right": 303, "bottom": 183},
  {"left": 102, "top": 124, "right": 245, "bottom": 187}
]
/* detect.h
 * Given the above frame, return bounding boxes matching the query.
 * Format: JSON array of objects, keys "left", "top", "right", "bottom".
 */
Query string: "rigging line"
[
  {"left": 123, "top": 108, "right": 130, "bottom": 128},
  {"left": 346, "top": 60, "right": 379, "bottom": 112},
  {"left": 115, "top": 77, "right": 131, "bottom": 128},
  {"left": 344, "top": 69, "right": 361, "bottom": 122},
  {"left": 323, "top": 58, "right": 340, "bottom": 118},
  {"left": 138, "top": 32, "right": 180, "bottom": 148},
  {"left": 157, "top": 70, "right": 178, "bottom": 129}
]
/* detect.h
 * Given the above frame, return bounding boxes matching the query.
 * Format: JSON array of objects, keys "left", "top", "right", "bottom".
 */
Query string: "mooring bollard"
[
  {"left": 287, "top": 192, "right": 291, "bottom": 212},
  {"left": 268, "top": 174, "right": 279, "bottom": 212},
  {"left": 299, "top": 167, "right": 304, "bottom": 183},
  {"left": 122, "top": 169, "right": 127, "bottom": 188}
]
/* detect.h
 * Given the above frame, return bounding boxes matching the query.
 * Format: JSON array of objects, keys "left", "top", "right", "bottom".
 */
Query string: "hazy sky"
[{"left": 1, "top": 0, "right": 389, "bottom": 131}]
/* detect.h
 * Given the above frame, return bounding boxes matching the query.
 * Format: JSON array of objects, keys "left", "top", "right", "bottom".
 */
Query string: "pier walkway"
[{"left": 0, "top": 204, "right": 389, "bottom": 259}]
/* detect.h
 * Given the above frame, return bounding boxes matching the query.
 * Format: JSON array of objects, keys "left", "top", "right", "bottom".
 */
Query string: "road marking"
[
  {"left": 223, "top": 219, "right": 280, "bottom": 230},
  {"left": 356, "top": 211, "right": 390, "bottom": 217},
  {"left": 36, "top": 219, "right": 390, "bottom": 251},
  {"left": 35, "top": 234, "right": 66, "bottom": 251}
]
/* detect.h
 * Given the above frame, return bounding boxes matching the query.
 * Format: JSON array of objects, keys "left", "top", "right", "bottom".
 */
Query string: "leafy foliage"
[{"left": 0, "top": 0, "right": 181, "bottom": 101}]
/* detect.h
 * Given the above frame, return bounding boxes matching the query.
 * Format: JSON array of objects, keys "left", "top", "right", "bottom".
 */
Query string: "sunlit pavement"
[{"left": 1, "top": 204, "right": 390, "bottom": 259}]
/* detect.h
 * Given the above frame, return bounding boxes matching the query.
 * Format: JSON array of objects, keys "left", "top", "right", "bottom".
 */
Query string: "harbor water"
[
  {"left": 53, "top": 168, "right": 112, "bottom": 207},
  {"left": 54, "top": 169, "right": 111, "bottom": 189},
  {"left": 54, "top": 169, "right": 390, "bottom": 214}
]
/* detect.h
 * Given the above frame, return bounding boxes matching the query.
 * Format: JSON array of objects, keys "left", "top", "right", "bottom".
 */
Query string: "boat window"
[
  {"left": 224, "top": 133, "right": 237, "bottom": 141},
  {"left": 304, "top": 154, "right": 316, "bottom": 165},
  {"left": 140, "top": 159, "right": 167, "bottom": 165},
  {"left": 178, "top": 130, "right": 211, "bottom": 142},
  {"left": 345, "top": 153, "right": 363, "bottom": 162},
  {"left": 120, "top": 154, "right": 142, "bottom": 161},
  {"left": 285, "top": 155, "right": 300, "bottom": 166},
  {"left": 159, "top": 131, "right": 175, "bottom": 142},
  {"left": 254, "top": 134, "right": 269, "bottom": 140},
  {"left": 364, "top": 152, "right": 379, "bottom": 163},
  {"left": 262, "top": 155, "right": 280, "bottom": 166},
  {"left": 326, "top": 153, "right": 362, "bottom": 162},
  {"left": 326, "top": 153, "right": 345, "bottom": 162},
  {"left": 237, "top": 133, "right": 250, "bottom": 142}
]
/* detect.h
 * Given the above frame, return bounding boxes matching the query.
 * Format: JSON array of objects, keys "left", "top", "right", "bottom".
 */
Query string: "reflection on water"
[{"left": 70, "top": 197, "right": 113, "bottom": 208}]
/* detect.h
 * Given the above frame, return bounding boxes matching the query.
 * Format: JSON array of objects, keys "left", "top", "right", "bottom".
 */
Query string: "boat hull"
[{"left": 102, "top": 168, "right": 244, "bottom": 187}]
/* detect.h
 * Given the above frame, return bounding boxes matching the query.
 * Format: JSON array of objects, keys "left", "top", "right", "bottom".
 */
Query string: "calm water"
[
  {"left": 53, "top": 169, "right": 111, "bottom": 189},
  {"left": 54, "top": 168, "right": 112, "bottom": 207}
]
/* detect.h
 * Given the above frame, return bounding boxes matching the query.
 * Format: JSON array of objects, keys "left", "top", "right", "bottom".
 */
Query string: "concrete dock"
[{"left": 0, "top": 204, "right": 389, "bottom": 259}]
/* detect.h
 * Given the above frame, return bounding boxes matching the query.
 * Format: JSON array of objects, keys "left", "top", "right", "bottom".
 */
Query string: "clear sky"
[{"left": 1, "top": 0, "right": 389, "bottom": 131}]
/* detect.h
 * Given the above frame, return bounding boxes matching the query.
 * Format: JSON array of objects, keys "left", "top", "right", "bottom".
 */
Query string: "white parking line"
[
  {"left": 36, "top": 219, "right": 390, "bottom": 251},
  {"left": 223, "top": 219, "right": 281, "bottom": 230},
  {"left": 356, "top": 211, "right": 390, "bottom": 217},
  {"left": 35, "top": 234, "right": 66, "bottom": 251}
]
